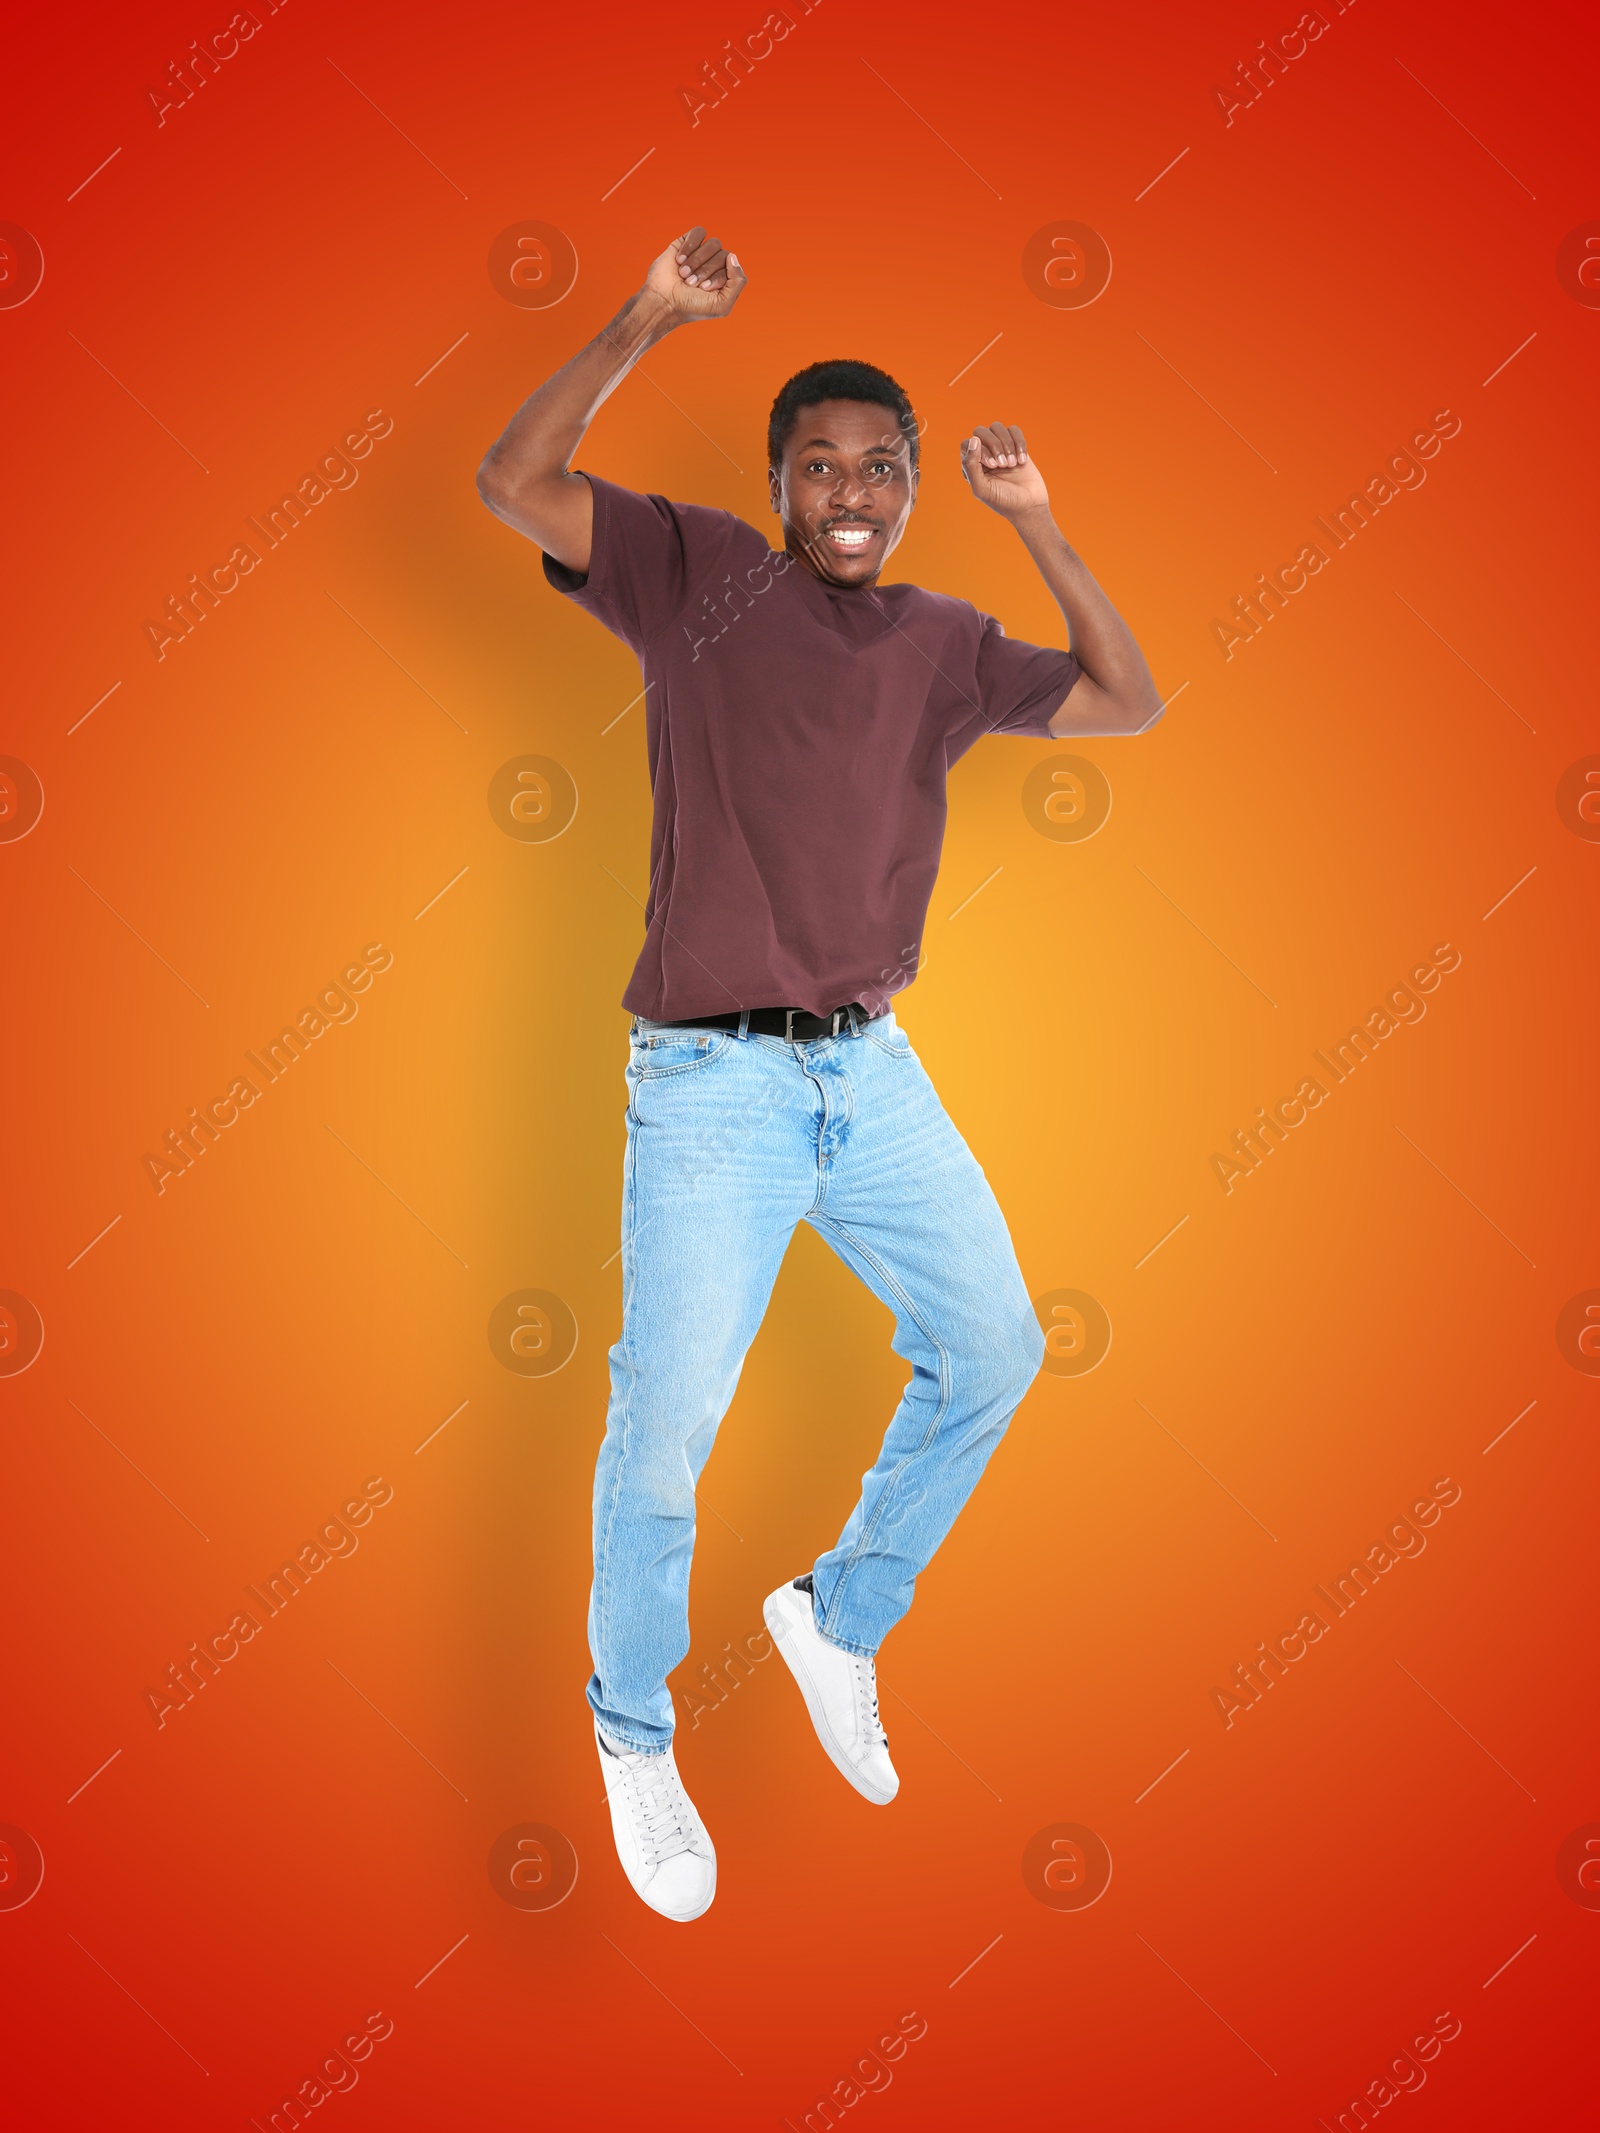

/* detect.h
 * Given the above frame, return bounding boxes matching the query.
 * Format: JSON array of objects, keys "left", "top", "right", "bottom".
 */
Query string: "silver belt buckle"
[{"left": 786, "top": 1007, "right": 848, "bottom": 1039}]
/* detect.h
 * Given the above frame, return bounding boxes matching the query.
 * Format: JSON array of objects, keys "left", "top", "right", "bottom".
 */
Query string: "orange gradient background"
[{"left": 4, "top": 0, "right": 1598, "bottom": 2125}]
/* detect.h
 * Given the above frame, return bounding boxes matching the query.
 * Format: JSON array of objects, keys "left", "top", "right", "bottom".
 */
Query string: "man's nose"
[{"left": 830, "top": 468, "right": 874, "bottom": 509}]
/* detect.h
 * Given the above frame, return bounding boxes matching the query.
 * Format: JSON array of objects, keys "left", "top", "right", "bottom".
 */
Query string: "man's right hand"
[
  {"left": 642, "top": 227, "right": 747, "bottom": 324},
  {"left": 477, "top": 228, "right": 744, "bottom": 571}
]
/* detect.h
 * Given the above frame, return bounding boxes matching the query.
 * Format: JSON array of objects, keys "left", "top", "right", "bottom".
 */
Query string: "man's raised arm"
[
  {"left": 960, "top": 422, "right": 1165, "bottom": 738},
  {"left": 476, "top": 226, "right": 747, "bottom": 574}
]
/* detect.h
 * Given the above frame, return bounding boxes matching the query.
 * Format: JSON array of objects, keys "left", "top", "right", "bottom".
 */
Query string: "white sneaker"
[
  {"left": 594, "top": 1721, "right": 717, "bottom": 1922},
  {"left": 763, "top": 1578, "right": 899, "bottom": 1805}
]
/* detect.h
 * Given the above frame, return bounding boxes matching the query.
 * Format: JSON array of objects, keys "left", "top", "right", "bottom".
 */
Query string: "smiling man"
[{"left": 477, "top": 226, "right": 1166, "bottom": 1923}]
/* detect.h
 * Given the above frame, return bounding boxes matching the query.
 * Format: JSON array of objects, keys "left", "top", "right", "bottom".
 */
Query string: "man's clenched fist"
[
  {"left": 643, "top": 226, "right": 748, "bottom": 322},
  {"left": 960, "top": 423, "right": 1050, "bottom": 519}
]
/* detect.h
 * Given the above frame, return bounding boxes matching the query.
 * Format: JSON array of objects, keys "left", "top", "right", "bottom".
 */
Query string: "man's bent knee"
[
  {"left": 957, "top": 1306, "right": 1045, "bottom": 1428},
  {"left": 1001, "top": 1307, "right": 1046, "bottom": 1409},
  {"left": 1018, "top": 1305, "right": 1046, "bottom": 1389}
]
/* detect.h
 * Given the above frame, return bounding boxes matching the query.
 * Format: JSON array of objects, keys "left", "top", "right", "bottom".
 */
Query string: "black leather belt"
[{"left": 658, "top": 1004, "right": 875, "bottom": 1040}]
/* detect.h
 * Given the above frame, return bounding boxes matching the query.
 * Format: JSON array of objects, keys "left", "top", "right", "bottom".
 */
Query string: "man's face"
[{"left": 768, "top": 399, "right": 919, "bottom": 588}]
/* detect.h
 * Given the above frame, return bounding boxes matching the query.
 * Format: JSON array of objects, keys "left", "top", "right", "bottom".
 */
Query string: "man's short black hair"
[{"left": 767, "top": 359, "right": 918, "bottom": 471}]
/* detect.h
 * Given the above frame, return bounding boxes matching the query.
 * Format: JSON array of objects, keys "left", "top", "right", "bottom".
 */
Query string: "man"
[{"left": 477, "top": 226, "right": 1164, "bottom": 1923}]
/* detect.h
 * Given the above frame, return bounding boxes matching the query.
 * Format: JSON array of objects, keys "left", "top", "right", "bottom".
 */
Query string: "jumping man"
[{"left": 477, "top": 226, "right": 1165, "bottom": 1922}]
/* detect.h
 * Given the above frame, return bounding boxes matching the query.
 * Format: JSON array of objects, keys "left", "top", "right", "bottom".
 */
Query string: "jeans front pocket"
[
  {"left": 863, "top": 1017, "right": 913, "bottom": 1058},
  {"left": 630, "top": 1028, "right": 733, "bottom": 1080}
]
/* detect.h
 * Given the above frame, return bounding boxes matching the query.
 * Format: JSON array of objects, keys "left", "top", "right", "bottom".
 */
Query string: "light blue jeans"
[{"left": 587, "top": 1009, "right": 1046, "bottom": 1753}]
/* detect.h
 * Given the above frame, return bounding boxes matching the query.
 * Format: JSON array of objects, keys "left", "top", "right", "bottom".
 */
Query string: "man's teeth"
[{"left": 827, "top": 526, "right": 874, "bottom": 547}]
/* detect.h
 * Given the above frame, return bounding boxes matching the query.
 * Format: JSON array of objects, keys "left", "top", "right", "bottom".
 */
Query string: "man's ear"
[{"left": 768, "top": 464, "right": 781, "bottom": 514}]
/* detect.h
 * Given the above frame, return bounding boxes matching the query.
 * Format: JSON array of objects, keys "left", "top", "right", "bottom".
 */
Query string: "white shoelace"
[
  {"left": 616, "top": 1751, "right": 700, "bottom": 1865},
  {"left": 852, "top": 1656, "right": 887, "bottom": 1748}
]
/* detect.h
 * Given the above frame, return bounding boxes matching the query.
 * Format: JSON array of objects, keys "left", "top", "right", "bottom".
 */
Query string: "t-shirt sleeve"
[
  {"left": 541, "top": 472, "right": 739, "bottom": 653},
  {"left": 969, "top": 611, "right": 1082, "bottom": 738}
]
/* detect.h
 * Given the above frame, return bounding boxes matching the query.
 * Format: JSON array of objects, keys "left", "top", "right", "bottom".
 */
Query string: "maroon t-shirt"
[{"left": 544, "top": 473, "right": 1081, "bottom": 1021}]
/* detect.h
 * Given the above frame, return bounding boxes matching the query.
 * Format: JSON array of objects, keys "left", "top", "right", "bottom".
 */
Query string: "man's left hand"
[{"left": 960, "top": 424, "right": 1049, "bottom": 518}]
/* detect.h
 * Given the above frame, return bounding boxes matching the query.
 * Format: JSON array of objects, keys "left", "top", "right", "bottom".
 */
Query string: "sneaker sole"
[
  {"left": 763, "top": 1589, "right": 898, "bottom": 1806},
  {"left": 639, "top": 1870, "right": 716, "bottom": 1925}
]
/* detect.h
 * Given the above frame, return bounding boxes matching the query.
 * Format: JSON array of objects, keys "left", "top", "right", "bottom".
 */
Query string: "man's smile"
[{"left": 821, "top": 520, "right": 880, "bottom": 552}]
